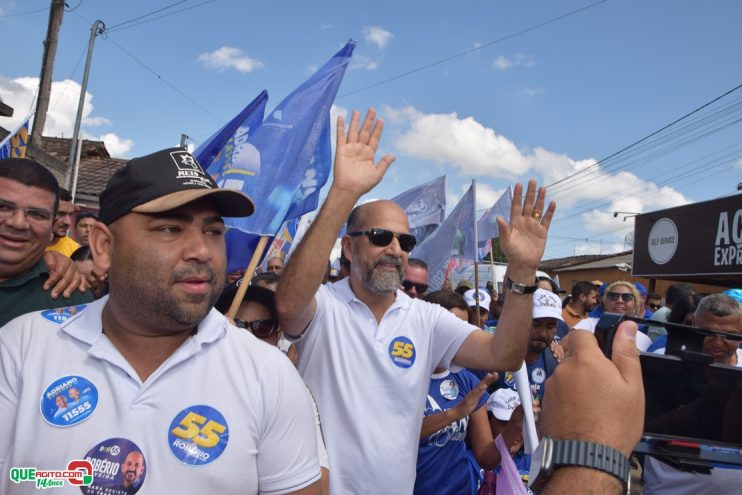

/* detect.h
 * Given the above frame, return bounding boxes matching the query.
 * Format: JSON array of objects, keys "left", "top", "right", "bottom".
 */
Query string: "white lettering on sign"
[
  {"left": 713, "top": 209, "right": 742, "bottom": 267},
  {"left": 648, "top": 218, "right": 678, "bottom": 265}
]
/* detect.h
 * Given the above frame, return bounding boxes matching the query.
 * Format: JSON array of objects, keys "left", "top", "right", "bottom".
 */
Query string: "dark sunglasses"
[
  {"left": 606, "top": 292, "right": 634, "bottom": 303},
  {"left": 402, "top": 280, "right": 428, "bottom": 294},
  {"left": 234, "top": 318, "right": 279, "bottom": 338},
  {"left": 349, "top": 228, "right": 416, "bottom": 253},
  {"left": 648, "top": 303, "right": 662, "bottom": 311}
]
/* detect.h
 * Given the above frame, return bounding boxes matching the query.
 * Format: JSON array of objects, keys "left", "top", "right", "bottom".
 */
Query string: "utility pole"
[
  {"left": 65, "top": 19, "right": 105, "bottom": 189},
  {"left": 30, "top": 0, "right": 65, "bottom": 147}
]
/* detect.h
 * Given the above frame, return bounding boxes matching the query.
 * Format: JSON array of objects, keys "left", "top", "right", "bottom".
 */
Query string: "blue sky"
[{"left": 1, "top": 0, "right": 741, "bottom": 260}]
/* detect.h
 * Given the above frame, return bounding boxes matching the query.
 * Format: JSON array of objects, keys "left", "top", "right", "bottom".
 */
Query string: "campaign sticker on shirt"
[
  {"left": 168, "top": 405, "right": 229, "bottom": 466},
  {"left": 81, "top": 438, "right": 146, "bottom": 495},
  {"left": 531, "top": 367, "right": 546, "bottom": 384},
  {"left": 503, "top": 371, "right": 516, "bottom": 389},
  {"left": 439, "top": 379, "right": 459, "bottom": 400},
  {"left": 41, "top": 304, "right": 87, "bottom": 324},
  {"left": 388, "top": 336, "right": 416, "bottom": 368},
  {"left": 40, "top": 375, "right": 98, "bottom": 427}
]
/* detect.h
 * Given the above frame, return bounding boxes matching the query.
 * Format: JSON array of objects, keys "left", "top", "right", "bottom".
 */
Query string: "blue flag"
[
  {"left": 476, "top": 186, "right": 512, "bottom": 260},
  {"left": 392, "top": 175, "right": 447, "bottom": 245},
  {"left": 218, "top": 40, "right": 355, "bottom": 237},
  {"left": 412, "top": 184, "right": 476, "bottom": 290},
  {"left": 194, "top": 90, "right": 268, "bottom": 173},
  {"left": 0, "top": 114, "right": 31, "bottom": 159}
]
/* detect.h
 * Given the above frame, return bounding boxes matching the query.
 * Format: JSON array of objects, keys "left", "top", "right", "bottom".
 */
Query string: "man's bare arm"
[
  {"left": 454, "top": 180, "right": 556, "bottom": 370},
  {"left": 276, "top": 109, "right": 394, "bottom": 336}
]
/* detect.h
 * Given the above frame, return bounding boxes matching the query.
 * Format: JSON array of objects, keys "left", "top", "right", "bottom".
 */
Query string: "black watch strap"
[
  {"left": 505, "top": 276, "right": 538, "bottom": 294},
  {"left": 553, "top": 439, "right": 630, "bottom": 487}
]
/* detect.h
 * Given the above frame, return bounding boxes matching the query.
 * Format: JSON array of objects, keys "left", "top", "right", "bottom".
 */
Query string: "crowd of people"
[{"left": 0, "top": 108, "right": 740, "bottom": 494}]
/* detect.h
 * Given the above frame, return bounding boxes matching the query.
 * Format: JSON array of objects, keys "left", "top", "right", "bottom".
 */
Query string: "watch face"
[{"left": 529, "top": 437, "right": 553, "bottom": 489}]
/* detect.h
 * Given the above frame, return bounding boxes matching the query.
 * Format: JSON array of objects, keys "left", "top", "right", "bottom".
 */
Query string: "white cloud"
[
  {"left": 522, "top": 87, "right": 545, "bottom": 96},
  {"left": 494, "top": 53, "right": 535, "bottom": 70},
  {"left": 320, "top": 23, "right": 333, "bottom": 31},
  {"left": 0, "top": 76, "right": 134, "bottom": 155},
  {"left": 382, "top": 104, "right": 691, "bottom": 242},
  {"left": 198, "top": 46, "right": 264, "bottom": 73},
  {"left": 383, "top": 105, "right": 531, "bottom": 177},
  {"left": 93, "top": 132, "right": 134, "bottom": 157},
  {"left": 476, "top": 183, "right": 507, "bottom": 211},
  {"left": 493, "top": 56, "right": 512, "bottom": 70},
  {"left": 362, "top": 26, "right": 393, "bottom": 49},
  {"left": 573, "top": 243, "right": 627, "bottom": 256},
  {"left": 350, "top": 55, "right": 380, "bottom": 71},
  {"left": 735, "top": 158, "right": 742, "bottom": 169}
]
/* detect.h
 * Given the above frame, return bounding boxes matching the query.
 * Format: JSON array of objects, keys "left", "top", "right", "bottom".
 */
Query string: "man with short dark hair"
[
  {"left": 562, "top": 281, "right": 598, "bottom": 329},
  {"left": 46, "top": 188, "right": 80, "bottom": 257},
  {"left": 0, "top": 148, "right": 321, "bottom": 494},
  {"left": 0, "top": 158, "right": 93, "bottom": 326},
  {"left": 74, "top": 211, "right": 98, "bottom": 247},
  {"left": 251, "top": 271, "right": 280, "bottom": 291},
  {"left": 646, "top": 291, "right": 662, "bottom": 312},
  {"left": 401, "top": 257, "right": 428, "bottom": 298}
]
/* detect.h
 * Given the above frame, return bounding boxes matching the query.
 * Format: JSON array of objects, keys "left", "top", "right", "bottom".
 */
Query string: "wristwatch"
[
  {"left": 505, "top": 276, "right": 538, "bottom": 295},
  {"left": 529, "top": 436, "right": 630, "bottom": 493}
]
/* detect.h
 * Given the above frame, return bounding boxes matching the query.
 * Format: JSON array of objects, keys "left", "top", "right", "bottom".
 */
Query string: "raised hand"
[
  {"left": 332, "top": 108, "right": 395, "bottom": 197},
  {"left": 453, "top": 372, "right": 498, "bottom": 418},
  {"left": 496, "top": 180, "right": 556, "bottom": 270}
]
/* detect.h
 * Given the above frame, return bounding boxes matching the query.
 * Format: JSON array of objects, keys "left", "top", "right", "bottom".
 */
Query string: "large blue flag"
[
  {"left": 218, "top": 40, "right": 355, "bottom": 237},
  {"left": 194, "top": 90, "right": 268, "bottom": 173},
  {"left": 476, "top": 186, "right": 512, "bottom": 260},
  {"left": 0, "top": 114, "right": 31, "bottom": 159},
  {"left": 411, "top": 184, "right": 476, "bottom": 290},
  {"left": 392, "top": 175, "right": 447, "bottom": 245}
]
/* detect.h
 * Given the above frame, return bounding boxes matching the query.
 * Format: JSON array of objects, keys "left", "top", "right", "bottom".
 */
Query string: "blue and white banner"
[
  {"left": 412, "top": 184, "right": 476, "bottom": 290},
  {"left": 219, "top": 40, "right": 355, "bottom": 237},
  {"left": 0, "top": 114, "right": 31, "bottom": 159},
  {"left": 476, "top": 186, "right": 512, "bottom": 260},
  {"left": 392, "top": 175, "right": 447, "bottom": 245}
]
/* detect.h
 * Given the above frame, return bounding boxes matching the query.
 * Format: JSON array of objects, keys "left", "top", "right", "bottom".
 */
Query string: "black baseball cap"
[
  {"left": 214, "top": 278, "right": 276, "bottom": 317},
  {"left": 99, "top": 147, "right": 254, "bottom": 224}
]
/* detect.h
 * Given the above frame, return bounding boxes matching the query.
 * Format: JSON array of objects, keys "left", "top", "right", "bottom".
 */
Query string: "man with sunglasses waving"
[{"left": 276, "top": 108, "right": 556, "bottom": 495}]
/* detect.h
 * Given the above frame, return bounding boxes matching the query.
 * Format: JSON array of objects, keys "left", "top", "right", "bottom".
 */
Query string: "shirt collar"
[{"left": 332, "top": 277, "right": 411, "bottom": 312}]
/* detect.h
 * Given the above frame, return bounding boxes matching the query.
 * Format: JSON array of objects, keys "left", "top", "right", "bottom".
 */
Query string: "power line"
[
  {"left": 545, "top": 82, "right": 742, "bottom": 190},
  {"left": 337, "top": 0, "right": 610, "bottom": 98},
  {"left": 102, "top": 35, "right": 222, "bottom": 122},
  {"left": 105, "top": 0, "right": 187, "bottom": 31},
  {"left": 105, "top": 0, "right": 218, "bottom": 34},
  {"left": 0, "top": 6, "right": 48, "bottom": 18}
]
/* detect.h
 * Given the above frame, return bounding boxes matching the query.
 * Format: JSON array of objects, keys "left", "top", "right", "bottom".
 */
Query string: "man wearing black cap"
[{"left": 0, "top": 148, "right": 321, "bottom": 495}]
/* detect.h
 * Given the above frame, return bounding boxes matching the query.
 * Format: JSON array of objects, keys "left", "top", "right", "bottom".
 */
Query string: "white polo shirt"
[
  {"left": 293, "top": 279, "right": 477, "bottom": 494},
  {"left": 0, "top": 297, "right": 320, "bottom": 495}
]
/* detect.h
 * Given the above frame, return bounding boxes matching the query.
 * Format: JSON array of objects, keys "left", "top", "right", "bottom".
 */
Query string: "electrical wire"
[
  {"left": 104, "top": 0, "right": 187, "bottom": 31},
  {"left": 0, "top": 6, "right": 48, "bottom": 18},
  {"left": 337, "top": 0, "right": 610, "bottom": 98},
  {"left": 105, "top": 0, "right": 217, "bottom": 34}
]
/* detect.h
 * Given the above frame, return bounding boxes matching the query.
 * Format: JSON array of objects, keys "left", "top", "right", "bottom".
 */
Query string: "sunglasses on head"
[
  {"left": 402, "top": 280, "right": 428, "bottom": 294},
  {"left": 606, "top": 292, "right": 634, "bottom": 303},
  {"left": 234, "top": 318, "right": 279, "bottom": 338},
  {"left": 349, "top": 228, "right": 416, "bottom": 253}
]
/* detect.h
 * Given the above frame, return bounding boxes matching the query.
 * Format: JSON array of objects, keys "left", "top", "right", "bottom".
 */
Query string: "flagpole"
[
  {"left": 226, "top": 235, "right": 270, "bottom": 320},
  {"left": 472, "top": 179, "right": 481, "bottom": 328}
]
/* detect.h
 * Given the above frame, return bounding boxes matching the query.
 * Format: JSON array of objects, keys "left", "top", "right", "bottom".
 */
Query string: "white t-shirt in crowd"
[
  {"left": 292, "top": 278, "right": 477, "bottom": 495},
  {"left": 0, "top": 297, "right": 320, "bottom": 495}
]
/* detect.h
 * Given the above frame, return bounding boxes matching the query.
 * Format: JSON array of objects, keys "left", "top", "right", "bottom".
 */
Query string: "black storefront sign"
[{"left": 633, "top": 195, "right": 742, "bottom": 279}]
